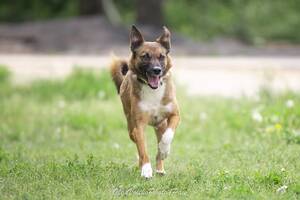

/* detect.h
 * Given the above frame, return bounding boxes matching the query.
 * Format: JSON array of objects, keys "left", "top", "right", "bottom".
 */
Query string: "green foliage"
[
  {"left": 115, "top": 0, "right": 136, "bottom": 23},
  {"left": 1, "top": 0, "right": 300, "bottom": 43},
  {"left": 256, "top": 171, "right": 284, "bottom": 186},
  {"left": 111, "top": 0, "right": 300, "bottom": 44},
  {"left": 0, "top": 66, "right": 300, "bottom": 199},
  {"left": 165, "top": 0, "right": 300, "bottom": 44},
  {"left": 0, "top": 65, "right": 11, "bottom": 97},
  {"left": 0, "top": 0, "right": 78, "bottom": 22},
  {"left": 0, "top": 65, "right": 10, "bottom": 83},
  {"left": 17, "top": 68, "right": 116, "bottom": 101}
]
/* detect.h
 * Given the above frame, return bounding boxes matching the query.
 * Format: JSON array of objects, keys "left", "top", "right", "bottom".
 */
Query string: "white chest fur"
[{"left": 138, "top": 84, "right": 173, "bottom": 124}]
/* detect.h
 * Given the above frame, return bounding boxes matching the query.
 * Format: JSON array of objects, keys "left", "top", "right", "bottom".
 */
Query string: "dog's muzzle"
[{"left": 146, "top": 66, "right": 163, "bottom": 89}]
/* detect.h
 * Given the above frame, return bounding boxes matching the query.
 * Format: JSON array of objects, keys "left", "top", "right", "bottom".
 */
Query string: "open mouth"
[{"left": 146, "top": 74, "right": 160, "bottom": 89}]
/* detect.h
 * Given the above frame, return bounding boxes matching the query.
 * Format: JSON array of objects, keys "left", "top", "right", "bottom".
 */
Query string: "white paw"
[
  {"left": 141, "top": 163, "right": 153, "bottom": 178},
  {"left": 159, "top": 128, "right": 174, "bottom": 159}
]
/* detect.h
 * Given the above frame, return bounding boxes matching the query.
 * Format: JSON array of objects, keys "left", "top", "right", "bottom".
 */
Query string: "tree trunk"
[
  {"left": 137, "top": 0, "right": 164, "bottom": 27},
  {"left": 79, "top": 0, "right": 103, "bottom": 15}
]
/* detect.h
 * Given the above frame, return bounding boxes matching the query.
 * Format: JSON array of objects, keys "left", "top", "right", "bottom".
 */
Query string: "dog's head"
[{"left": 129, "top": 25, "right": 172, "bottom": 89}]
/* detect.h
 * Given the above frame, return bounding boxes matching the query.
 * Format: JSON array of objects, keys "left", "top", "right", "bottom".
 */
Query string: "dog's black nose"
[{"left": 153, "top": 67, "right": 162, "bottom": 75}]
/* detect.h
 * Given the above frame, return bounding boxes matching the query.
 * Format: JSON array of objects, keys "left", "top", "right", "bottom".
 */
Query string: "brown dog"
[{"left": 110, "top": 25, "right": 180, "bottom": 178}]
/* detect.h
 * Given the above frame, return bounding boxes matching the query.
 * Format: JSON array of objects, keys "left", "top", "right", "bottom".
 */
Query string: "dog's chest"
[{"left": 138, "top": 84, "right": 172, "bottom": 124}]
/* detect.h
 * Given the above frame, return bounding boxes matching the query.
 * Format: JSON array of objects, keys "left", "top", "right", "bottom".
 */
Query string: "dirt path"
[{"left": 1, "top": 54, "right": 300, "bottom": 97}]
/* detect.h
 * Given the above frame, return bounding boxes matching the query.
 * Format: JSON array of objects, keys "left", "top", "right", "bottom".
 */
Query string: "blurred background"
[
  {"left": 0, "top": 0, "right": 300, "bottom": 96},
  {"left": 2, "top": 2, "right": 300, "bottom": 198},
  {"left": 0, "top": 0, "right": 300, "bottom": 55}
]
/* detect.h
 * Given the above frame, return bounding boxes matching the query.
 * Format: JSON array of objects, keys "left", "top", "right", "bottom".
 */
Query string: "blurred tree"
[
  {"left": 1, "top": 0, "right": 300, "bottom": 43},
  {"left": 79, "top": 0, "right": 103, "bottom": 15},
  {"left": 0, "top": 0, "right": 78, "bottom": 22},
  {"left": 137, "top": 0, "right": 164, "bottom": 26},
  {"left": 79, "top": 0, "right": 121, "bottom": 25},
  {"left": 102, "top": 0, "right": 121, "bottom": 25}
]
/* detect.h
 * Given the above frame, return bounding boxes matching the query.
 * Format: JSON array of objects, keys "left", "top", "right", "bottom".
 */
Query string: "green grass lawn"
[{"left": 0, "top": 66, "right": 300, "bottom": 199}]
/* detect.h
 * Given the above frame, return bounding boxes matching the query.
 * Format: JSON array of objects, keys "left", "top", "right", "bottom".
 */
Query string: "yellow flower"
[{"left": 275, "top": 123, "right": 282, "bottom": 131}]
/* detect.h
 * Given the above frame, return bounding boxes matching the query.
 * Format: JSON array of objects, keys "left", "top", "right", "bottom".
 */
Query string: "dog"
[{"left": 110, "top": 25, "right": 180, "bottom": 178}]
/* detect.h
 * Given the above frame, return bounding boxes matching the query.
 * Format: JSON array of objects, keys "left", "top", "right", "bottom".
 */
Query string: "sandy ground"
[{"left": 1, "top": 54, "right": 300, "bottom": 97}]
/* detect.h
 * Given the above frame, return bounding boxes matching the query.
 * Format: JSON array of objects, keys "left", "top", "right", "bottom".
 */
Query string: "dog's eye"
[
  {"left": 159, "top": 54, "right": 165, "bottom": 60},
  {"left": 140, "top": 53, "right": 150, "bottom": 60}
]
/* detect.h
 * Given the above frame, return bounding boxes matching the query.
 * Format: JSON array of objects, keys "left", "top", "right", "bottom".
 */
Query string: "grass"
[{"left": 0, "top": 66, "right": 300, "bottom": 199}]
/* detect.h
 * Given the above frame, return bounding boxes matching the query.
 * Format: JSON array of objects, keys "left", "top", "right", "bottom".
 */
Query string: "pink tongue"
[{"left": 148, "top": 76, "right": 160, "bottom": 88}]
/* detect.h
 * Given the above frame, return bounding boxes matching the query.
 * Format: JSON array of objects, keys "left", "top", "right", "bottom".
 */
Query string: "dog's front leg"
[
  {"left": 131, "top": 125, "right": 152, "bottom": 178},
  {"left": 155, "top": 120, "right": 168, "bottom": 175},
  {"left": 158, "top": 113, "right": 180, "bottom": 161}
]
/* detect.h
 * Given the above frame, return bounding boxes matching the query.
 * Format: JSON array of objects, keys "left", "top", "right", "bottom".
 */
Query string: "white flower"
[
  {"left": 55, "top": 127, "right": 62, "bottom": 134},
  {"left": 252, "top": 110, "right": 263, "bottom": 122},
  {"left": 280, "top": 167, "right": 286, "bottom": 172},
  {"left": 271, "top": 115, "right": 279, "bottom": 123},
  {"left": 276, "top": 185, "right": 288, "bottom": 194},
  {"left": 224, "top": 186, "right": 230, "bottom": 190},
  {"left": 113, "top": 143, "right": 120, "bottom": 149},
  {"left": 54, "top": 127, "right": 63, "bottom": 140},
  {"left": 199, "top": 112, "right": 207, "bottom": 121},
  {"left": 98, "top": 90, "right": 106, "bottom": 99},
  {"left": 292, "top": 130, "right": 300, "bottom": 137},
  {"left": 58, "top": 100, "right": 65, "bottom": 109},
  {"left": 285, "top": 100, "right": 294, "bottom": 108}
]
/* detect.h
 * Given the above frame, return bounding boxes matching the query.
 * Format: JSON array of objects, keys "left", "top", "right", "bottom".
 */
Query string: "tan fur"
[
  {"left": 110, "top": 57, "right": 128, "bottom": 93},
  {"left": 110, "top": 26, "right": 180, "bottom": 177}
]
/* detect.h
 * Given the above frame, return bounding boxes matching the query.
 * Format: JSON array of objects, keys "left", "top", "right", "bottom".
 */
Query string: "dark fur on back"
[{"left": 110, "top": 57, "right": 128, "bottom": 93}]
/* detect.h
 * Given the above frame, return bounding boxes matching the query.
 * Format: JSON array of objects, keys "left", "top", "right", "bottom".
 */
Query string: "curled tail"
[{"left": 109, "top": 56, "right": 128, "bottom": 93}]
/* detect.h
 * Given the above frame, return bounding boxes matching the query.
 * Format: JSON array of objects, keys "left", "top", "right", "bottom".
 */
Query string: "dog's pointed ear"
[
  {"left": 130, "top": 25, "right": 144, "bottom": 52},
  {"left": 156, "top": 26, "right": 171, "bottom": 53}
]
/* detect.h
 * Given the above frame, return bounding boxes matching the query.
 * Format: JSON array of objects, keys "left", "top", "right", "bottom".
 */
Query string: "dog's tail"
[{"left": 109, "top": 54, "right": 129, "bottom": 93}]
